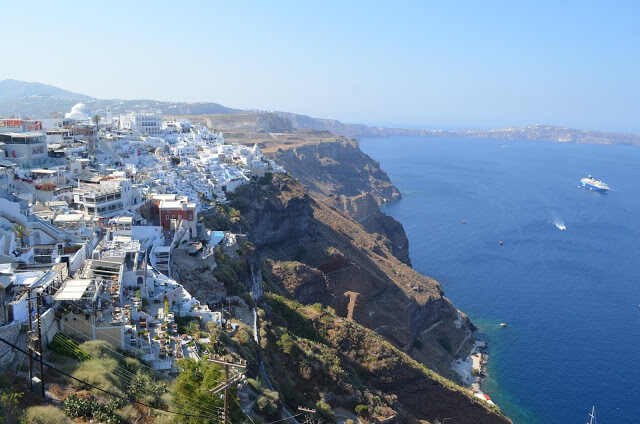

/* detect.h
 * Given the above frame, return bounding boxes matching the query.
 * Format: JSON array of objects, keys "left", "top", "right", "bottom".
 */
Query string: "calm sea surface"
[{"left": 359, "top": 136, "right": 640, "bottom": 424}]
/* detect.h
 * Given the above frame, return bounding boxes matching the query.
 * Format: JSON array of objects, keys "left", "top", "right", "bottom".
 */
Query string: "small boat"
[
  {"left": 462, "top": 220, "right": 466, "bottom": 224},
  {"left": 586, "top": 405, "right": 596, "bottom": 424},
  {"left": 500, "top": 323, "right": 507, "bottom": 328},
  {"left": 499, "top": 241, "right": 504, "bottom": 245}
]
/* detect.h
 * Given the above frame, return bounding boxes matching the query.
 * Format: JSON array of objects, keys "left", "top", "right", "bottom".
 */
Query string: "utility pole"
[
  {"left": 207, "top": 356, "right": 247, "bottom": 424},
  {"left": 224, "top": 364, "right": 229, "bottom": 424},
  {"left": 36, "top": 293, "right": 45, "bottom": 399},
  {"left": 27, "top": 289, "right": 45, "bottom": 399},
  {"left": 299, "top": 407, "right": 317, "bottom": 424},
  {"left": 27, "top": 288, "right": 33, "bottom": 393}
]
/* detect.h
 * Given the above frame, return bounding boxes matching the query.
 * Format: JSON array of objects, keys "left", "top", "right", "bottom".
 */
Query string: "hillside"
[
  {"left": 221, "top": 173, "right": 510, "bottom": 423},
  {"left": 0, "top": 79, "right": 92, "bottom": 102},
  {"left": 2, "top": 79, "right": 640, "bottom": 145}
]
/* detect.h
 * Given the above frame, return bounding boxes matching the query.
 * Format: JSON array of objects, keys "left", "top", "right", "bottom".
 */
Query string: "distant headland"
[{"left": 2, "top": 78, "right": 639, "bottom": 146}]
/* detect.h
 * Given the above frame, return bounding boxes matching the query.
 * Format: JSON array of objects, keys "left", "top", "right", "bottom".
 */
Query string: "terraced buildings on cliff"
[{"left": 0, "top": 106, "right": 511, "bottom": 423}]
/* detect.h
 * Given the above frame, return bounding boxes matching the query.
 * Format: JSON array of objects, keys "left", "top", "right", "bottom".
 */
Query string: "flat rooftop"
[
  {"left": 159, "top": 200, "right": 195, "bottom": 209},
  {"left": 54, "top": 279, "right": 92, "bottom": 301}
]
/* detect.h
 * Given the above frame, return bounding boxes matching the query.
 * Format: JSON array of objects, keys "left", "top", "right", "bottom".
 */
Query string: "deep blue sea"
[{"left": 359, "top": 136, "right": 640, "bottom": 424}]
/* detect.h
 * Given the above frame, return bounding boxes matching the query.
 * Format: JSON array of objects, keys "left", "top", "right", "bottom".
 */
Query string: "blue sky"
[{"left": 2, "top": 1, "right": 639, "bottom": 132}]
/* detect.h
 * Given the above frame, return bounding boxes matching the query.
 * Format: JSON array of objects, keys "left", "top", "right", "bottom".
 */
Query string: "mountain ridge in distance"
[{"left": 1, "top": 78, "right": 639, "bottom": 145}]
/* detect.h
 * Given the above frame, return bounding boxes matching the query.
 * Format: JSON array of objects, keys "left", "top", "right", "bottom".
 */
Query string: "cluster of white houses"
[{"left": 0, "top": 105, "right": 281, "bottom": 371}]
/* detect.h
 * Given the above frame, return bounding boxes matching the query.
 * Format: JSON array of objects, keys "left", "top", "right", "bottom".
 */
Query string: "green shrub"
[
  {"left": 247, "top": 377, "right": 263, "bottom": 393},
  {"left": 267, "top": 294, "right": 319, "bottom": 341},
  {"left": 355, "top": 404, "right": 369, "bottom": 416},
  {"left": 48, "top": 333, "right": 90, "bottom": 360},
  {"left": 62, "top": 394, "right": 124, "bottom": 423},
  {"left": 277, "top": 333, "right": 298, "bottom": 355},
  {"left": 62, "top": 394, "right": 92, "bottom": 418},
  {"left": 315, "top": 399, "right": 336, "bottom": 423},
  {"left": 255, "top": 395, "right": 279, "bottom": 418},
  {"left": 22, "top": 405, "right": 71, "bottom": 424},
  {"left": 0, "top": 387, "right": 21, "bottom": 418},
  {"left": 173, "top": 359, "right": 244, "bottom": 424}
]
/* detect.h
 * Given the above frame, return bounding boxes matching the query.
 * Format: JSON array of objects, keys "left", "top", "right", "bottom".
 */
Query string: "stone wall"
[{"left": 0, "top": 322, "right": 21, "bottom": 365}]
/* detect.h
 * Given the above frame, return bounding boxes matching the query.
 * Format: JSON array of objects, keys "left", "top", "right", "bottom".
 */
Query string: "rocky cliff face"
[
  {"left": 269, "top": 139, "right": 400, "bottom": 204},
  {"left": 231, "top": 175, "right": 474, "bottom": 378},
  {"left": 266, "top": 139, "right": 411, "bottom": 266},
  {"left": 334, "top": 192, "right": 411, "bottom": 266},
  {"left": 230, "top": 174, "right": 510, "bottom": 422},
  {"left": 261, "top": 296, "right": 509, "bottom": 424}
]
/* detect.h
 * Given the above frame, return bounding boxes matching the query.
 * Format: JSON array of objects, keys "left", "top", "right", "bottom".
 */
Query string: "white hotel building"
[
  {"left": 73, "top": 179, "right": 141, "bottom": 218},
  {"left": 119, "top": 113, "right": 163, "bottom": 136}
]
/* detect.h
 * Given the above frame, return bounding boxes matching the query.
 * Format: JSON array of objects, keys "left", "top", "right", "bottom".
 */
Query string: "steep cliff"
[
  {"left": 229, "top": 175, "right": 509, "bottom": 423},
  {"left": 265, "top": 139, "right": 411, "bottom": 265},
  {"left": 230, "top": 175, "right": 474, "bottom": 378},
  {"left": 269, "top": 139, "right": 400, "bottom": 204},
  {"left": 260, "top": 295, "right": 509, "bottom": 424}
]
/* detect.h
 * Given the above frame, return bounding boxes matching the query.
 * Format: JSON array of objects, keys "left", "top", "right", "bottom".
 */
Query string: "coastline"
[
  {"left": 452, "top": 338, "right": 496, "bottom": 406},
  {"left": 359, "top": 137, "right": 500, "bottom": 408}
]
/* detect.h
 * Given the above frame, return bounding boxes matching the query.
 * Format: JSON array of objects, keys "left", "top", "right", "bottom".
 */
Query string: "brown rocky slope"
[{"left": 228, "top": 173, "right": 511, "bottom": 423}]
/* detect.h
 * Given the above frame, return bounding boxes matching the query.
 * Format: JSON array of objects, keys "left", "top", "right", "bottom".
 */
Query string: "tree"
[
  {"left": 92, "top": 114, "right": 101, "bottom": 134},
  {"left": 0, "top": 387, "right": 22, "bottom": 422},
  {"left": 11, "top": 223, "right": 31, "bottom": 247},
  {"left": 173, "top": 359, "right": 245, "bottom": 424}
]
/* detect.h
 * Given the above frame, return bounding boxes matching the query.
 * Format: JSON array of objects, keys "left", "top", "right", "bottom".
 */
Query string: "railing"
[{"left": 27, "top": 217, "right": 68, "bottom": 242}]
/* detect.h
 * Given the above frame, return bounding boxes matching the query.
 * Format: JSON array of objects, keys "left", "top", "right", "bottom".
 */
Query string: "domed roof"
[{"left": 65, "top": 103, "right": 91, "bottom": 120}]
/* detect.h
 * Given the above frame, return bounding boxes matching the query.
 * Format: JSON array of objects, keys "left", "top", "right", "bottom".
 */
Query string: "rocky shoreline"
[{"left": 452, "top": 338, "right": 495, "bottom": 405}]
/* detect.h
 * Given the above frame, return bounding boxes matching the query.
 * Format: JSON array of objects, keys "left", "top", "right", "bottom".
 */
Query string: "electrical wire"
[
  {"left": 0, "top": 336, "right": 217, "bottom": 420},
  {"left": 264, "top": 413, "right": 306, "bottom": 424},
  {"left": 46, "top": 329, "right": 225, "bottom": 417}
]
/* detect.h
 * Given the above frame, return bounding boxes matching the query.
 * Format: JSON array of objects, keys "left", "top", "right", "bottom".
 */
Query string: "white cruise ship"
[{"left": 580, "top": 175, "right": 610, "bottom": 192}]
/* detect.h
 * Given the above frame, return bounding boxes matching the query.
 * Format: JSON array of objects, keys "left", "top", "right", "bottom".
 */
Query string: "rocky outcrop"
[
  {"left": 269, "top": 139, "right": 400, "bottom": 204},
  {"left": 265, "top": 139, "right": 411, "bottom": 265},
  {"left": 200, "top": 112, "right": 293, "bottom": 133},
  {"left": 230, "top": 184, "right": 313, "bottom": 250},
  {"left": 335, "top": 192, "right": 411, "bottom": 266},
  {"left": 170, "top": 247, "right": 226, "bottom": 302}
]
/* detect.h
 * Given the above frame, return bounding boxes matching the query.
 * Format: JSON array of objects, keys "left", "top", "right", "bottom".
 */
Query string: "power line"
[
  {"left": 50, "top": 325, "right": 225, "bottom": 417},
  {"left": 264, "top": 413, "right": 306, "bottom": 424},
  {"left": 207, "top": 356, "right": 247, "bottom": 424},
  {"left": 0, "top": 335, "right": 216, "bottom": 420},
  {"left": 50, "top": 334, "right": 224, "bottom": 418}
]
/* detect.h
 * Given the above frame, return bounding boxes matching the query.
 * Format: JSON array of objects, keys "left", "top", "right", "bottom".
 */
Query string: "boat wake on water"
[{"left": 552, "top": 217, "right": 566, "bottom": 231}]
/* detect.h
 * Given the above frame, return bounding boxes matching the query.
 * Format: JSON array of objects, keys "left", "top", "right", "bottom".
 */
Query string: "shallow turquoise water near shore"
[{"left": 359, "top": 136, "right": 640, "bottom": 424}]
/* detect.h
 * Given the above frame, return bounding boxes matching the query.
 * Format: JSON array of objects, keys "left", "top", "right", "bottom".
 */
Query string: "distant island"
[{"left": 2, "top": 78, "right": 639, "bottom": 145}]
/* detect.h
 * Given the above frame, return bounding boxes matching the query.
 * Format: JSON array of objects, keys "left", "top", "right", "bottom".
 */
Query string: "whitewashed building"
[{"left": 119, "top": 113, "right": 163, "bottom": 136}]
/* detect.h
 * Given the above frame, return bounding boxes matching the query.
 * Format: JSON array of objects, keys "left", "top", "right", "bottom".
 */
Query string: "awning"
[{"left": 53, "top": 279, "right": 92, "bottom": 301}]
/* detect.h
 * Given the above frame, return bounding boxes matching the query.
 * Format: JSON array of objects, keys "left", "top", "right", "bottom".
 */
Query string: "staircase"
[{"left": 0, "top": 206, "right": 67, "bottom": 243}]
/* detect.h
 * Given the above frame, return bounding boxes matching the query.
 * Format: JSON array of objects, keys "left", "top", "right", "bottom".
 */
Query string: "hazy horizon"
[{"left": 2, "top": 1, "right": 639, "bottom": 133}]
